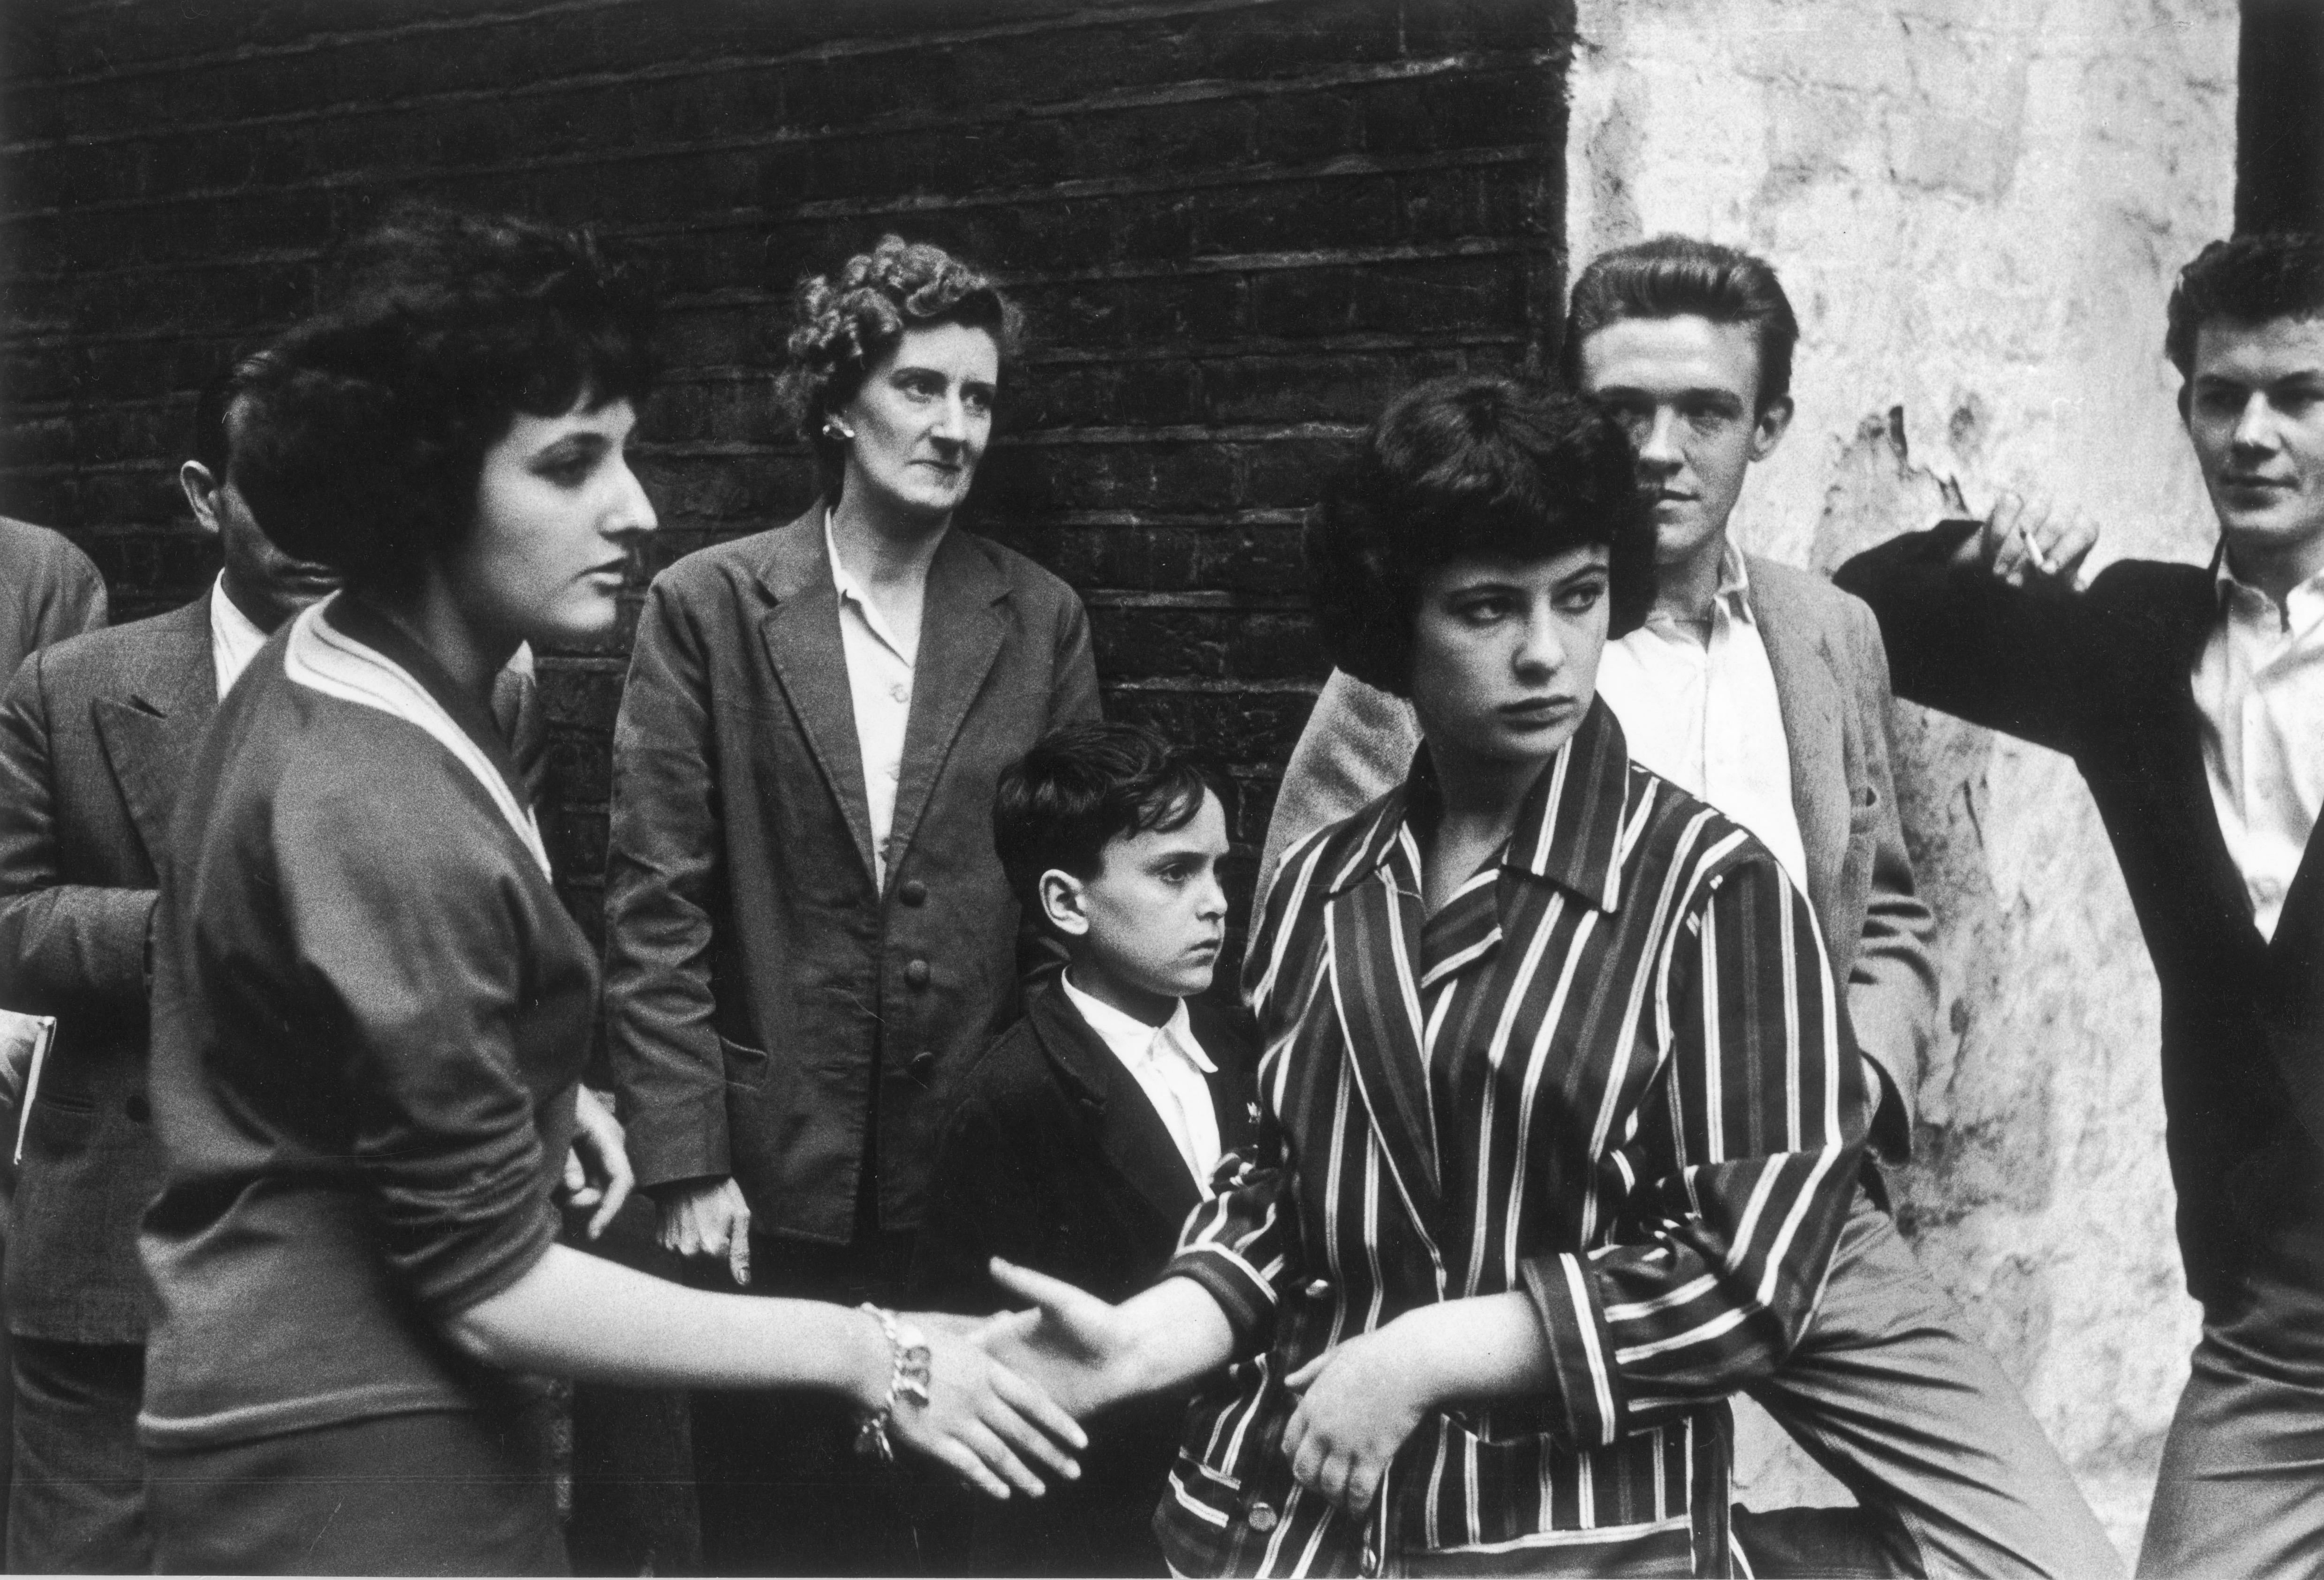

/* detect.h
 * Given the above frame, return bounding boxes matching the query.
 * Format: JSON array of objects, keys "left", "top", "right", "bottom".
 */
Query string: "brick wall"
[{"left": 2, "top": 0, "right": 1574, "bottom": 939}]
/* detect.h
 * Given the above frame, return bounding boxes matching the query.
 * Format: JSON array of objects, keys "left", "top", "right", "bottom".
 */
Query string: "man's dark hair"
[
  {"left": 1306, "top": 374, "right": 1654, "bottom": 697},
  {"left": 993, "top": 722, "right": 1237, "bottom": 928},
  {"left": 191, "top": 348, "right": 278, "bottom": 480},
  {"left": 2165, "top": 233, "right": 2324, "bottom": 377},
  {"left": 231, "top": 203, "right": 656, "bottom": 591},
  {"left": 1559, "top": 235, "right": 1800, "bottom": 411}
]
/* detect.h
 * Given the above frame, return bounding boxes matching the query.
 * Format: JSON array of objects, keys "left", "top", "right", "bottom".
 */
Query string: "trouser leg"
[
  {"left": 2135, "top": 1326, "right": 2324, "bottom": 1579},
  {"left": 1746, "top": 1185, "right": 2123, "bottom": 1580},
  {"left": 7, "top": 1335, "right": 150, "bottom": 1574}
]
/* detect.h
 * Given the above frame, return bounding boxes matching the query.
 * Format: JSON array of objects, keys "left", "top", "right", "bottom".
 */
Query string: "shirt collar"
[
  {"left": 1329, "top": 697, "right": 1631, "bottom": 913},
  {"left": 823, "top": 509, "right": 913, "bottom": 661},
  {"left": 208, "top": 573, "right": 270, "bottom": 693},
  {"left": 1641, "top": 539, "right": 1754, "bottom": 635},
  {"left": 1059, "top": 973, "right": 1216, "bottom": 1074},
  {"left": 2213, "top": 548, "right": 2324, "bottom": 632}
]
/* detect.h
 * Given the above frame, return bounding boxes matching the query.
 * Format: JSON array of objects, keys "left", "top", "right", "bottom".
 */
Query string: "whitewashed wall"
[{"left": 1563, "top": 0, "right": 2238, "bottom": 1557}]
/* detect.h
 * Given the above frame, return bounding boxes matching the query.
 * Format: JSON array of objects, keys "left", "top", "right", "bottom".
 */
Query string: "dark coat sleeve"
[
  {"left": 0, "top": 650, "right": 153, "bottom": 1013},
  {"left": 1832, "top": 522, "right": 2115, "bottom": 759},
  {"left": 600, "top": 575, "right": 733, "bottom": 1193}
]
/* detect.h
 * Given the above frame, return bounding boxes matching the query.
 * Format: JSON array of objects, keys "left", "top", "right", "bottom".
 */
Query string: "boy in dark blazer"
[{"left": 914, "top": 722, "right": 1257, "bottom": 1577}]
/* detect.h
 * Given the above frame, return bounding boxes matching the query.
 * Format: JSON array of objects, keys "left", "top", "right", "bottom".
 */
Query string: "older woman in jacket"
[
  {"left": 603, "top": 235, "right": 1101, "bottom": 1574},
  {"left": 136, "top": 209, "right": 1083, "bottom": 1577}
]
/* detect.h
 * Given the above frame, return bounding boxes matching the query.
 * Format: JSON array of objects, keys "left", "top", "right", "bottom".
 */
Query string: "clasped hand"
[
  {"left": 885, "top": 1314, "right": 1090, "bottom": 1503},
  {"left": 1281, "top": 1325, "right": 1432, "bottom": 1518}
]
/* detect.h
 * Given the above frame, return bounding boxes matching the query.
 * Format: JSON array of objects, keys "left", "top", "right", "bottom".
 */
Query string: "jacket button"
[
  {"left": 1304, "top": 1277, "right": 1332, "bottom": 1299},
  {"left": 904, "top": 958, "right": 930, "bottom": 988},
  {"left": 899, "top": 879, "right": 928, "bottom": 906},
  {"left": 124, "top": 1093, "right": 150, "bottom": 1124},
  {"left": 1246, "top": 1499, "right": 1278, "bottom": 1534},
  {"left": 908, "top": 1051, "right": 938, "bottom": 1082}
]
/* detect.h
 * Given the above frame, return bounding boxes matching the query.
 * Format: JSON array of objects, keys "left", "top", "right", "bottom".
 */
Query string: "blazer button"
[
  {"left": 905, "top": 959, "right": 931, "bottom": 988},
  {"left": 1304, "top": 1277, "right": 1332, "bottom": 1299},
  {"left": 908, "top": 1050, "right": 938, "bottom": 1082},
  {"left": 124, "top": 1093, "right": 150, "bottom": 1124},
  {"left": 1246, "top": 1499, "right": 1279, "bottom": 1534},
  {"left": 899, "top": 879, "right": 928, "bottom": 906}
]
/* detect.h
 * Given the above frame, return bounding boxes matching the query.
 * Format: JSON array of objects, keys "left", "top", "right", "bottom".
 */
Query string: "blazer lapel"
[
  {"left": 92, "top": 600, "right": 216, "bottom": 873},
  {"left": 886, "top": 530, "right": 1010, "bottom": 884},
  {"left": 1749, "top": 563, "right": 1847, "bottom": 924},
  {"left": 1031, "top": 987, "right": 1204, "bottom": 1228},
  {"left": 1324, "top": 836, "right": 1443, "bottom": 1229},
  {"left": 755, "top": 513, "right": 880, "bottom": 885}
]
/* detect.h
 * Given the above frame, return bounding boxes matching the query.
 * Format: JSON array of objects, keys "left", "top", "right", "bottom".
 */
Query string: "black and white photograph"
[{"left": 0, "top": 1, "right": 2319, "bottom": 1574}]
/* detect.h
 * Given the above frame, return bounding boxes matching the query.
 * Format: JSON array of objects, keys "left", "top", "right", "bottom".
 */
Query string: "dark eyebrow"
[{"left": 530, "top": 431, "right": 610, "bottom": 465}]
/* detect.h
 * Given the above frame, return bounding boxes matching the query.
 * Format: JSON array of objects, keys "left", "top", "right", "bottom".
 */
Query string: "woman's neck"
[
  {"left": 350, "top": 577, "right": 518, "bottom": 707},
  {"left": 829, "top": 488, "right": 949, "bottom": 590},
  {"left": 1414, "top": 739, "right": 1548, "bottom": 913}
]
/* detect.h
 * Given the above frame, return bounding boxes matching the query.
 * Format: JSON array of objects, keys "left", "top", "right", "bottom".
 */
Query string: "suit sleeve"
[
  {"left": 1521, "top": 852, "right": 1869, "bottom": 1450},
  {"left": 1832, "top": 523, "right": 2110, "bottom": 758},
  {"left": 0, "top": 651, "right": 154, "bottom": 1014},
  {"left": 274, "top": 776, "right": 557, "bottom": 1320},
  {"left": 1257, "top": 669, "right": 1416, "bottom": 904},
  {"left": 1838, "top": 596, "right": 1938, "bottom": 1124},
  {"left": 601, "top": 577, "right": 733, "bottom": 1193}
]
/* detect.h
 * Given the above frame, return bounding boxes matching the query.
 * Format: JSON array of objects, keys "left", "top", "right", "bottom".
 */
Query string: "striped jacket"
[{"left": 1157, "top": 701, "right": 1870, "bottom": 1578}]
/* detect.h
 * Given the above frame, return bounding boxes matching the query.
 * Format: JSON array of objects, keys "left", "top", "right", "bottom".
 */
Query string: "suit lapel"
[
  {"left": 1748, "top": 563, "right": 1847, "bottom": 923},
  {"left": 1325, "top": 831, "right": 1443, "bottom": 1227},
  {"left": 886, "top": 530, "right": 1009, "bottom": 882},
  {"left": 92, "top": 600, "right": 216, "bottom": 873},
  {"left": 755, "top": 513, "right": 880, "bottom": 885},
  {"left": 1032, "top": 987, "right": 1204, "bottom": 1228}
]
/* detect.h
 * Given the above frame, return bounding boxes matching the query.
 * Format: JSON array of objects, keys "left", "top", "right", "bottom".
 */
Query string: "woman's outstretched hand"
[{"left": 887, "top": 1315, "right": 1089, "bottom": 1501}]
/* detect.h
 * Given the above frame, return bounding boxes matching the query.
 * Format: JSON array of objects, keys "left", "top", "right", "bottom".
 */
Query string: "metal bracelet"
[{"left": 852, "top": 1302, "right": 932, "bottom": 1464}]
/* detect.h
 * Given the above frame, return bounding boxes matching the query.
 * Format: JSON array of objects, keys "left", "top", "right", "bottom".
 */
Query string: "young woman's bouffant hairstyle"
[
  {"left": 231, "top": 205, "right": 655, "bottom": 591},
  {"left": 2165, "top": 233, "right": 2324, "bottom": 379},
  {"left": 1307, "top": 375, "right": 1654, "bottom": 698},
  {"left": 776, "top": 235, "right": 1023, "bottom": 498},
  {"left": 1560, "top": 235, "right": 1800, "bottom": 412}
]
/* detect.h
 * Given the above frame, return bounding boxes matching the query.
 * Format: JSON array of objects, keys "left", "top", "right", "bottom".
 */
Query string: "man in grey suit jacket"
[
  {"left": 1266, "top": 239, "right": 2119, "bottom": 1579},
  {"left": 0, "top": 357, "right": 542, "bottom": 1572}
]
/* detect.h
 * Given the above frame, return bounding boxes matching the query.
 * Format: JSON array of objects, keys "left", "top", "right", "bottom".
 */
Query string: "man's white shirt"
[
  {"left": 1059, "top": 972, "right": 1222, "bottom": 1193},
  {"left": 2194, "top": 556, "right": 2324, "bottom": 942},
  {"left": 1596, "top": 544, "right": 1812, "bottom": 893},
  {"left": 208, "top": 573, "right": 268, "bottom": 697}
]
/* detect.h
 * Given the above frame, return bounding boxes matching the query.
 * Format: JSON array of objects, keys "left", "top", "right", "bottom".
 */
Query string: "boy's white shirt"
[{"left": 1059, "top": 972, "right": 1222, "bottom": 1194}]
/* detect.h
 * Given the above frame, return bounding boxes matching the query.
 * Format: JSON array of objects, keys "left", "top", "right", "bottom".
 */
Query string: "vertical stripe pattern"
[{"left": 1157, "top": 703, "right": 1868, "bottom": 1578}]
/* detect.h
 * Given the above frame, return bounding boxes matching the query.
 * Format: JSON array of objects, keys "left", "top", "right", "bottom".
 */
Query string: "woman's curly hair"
[
  {"left": 1307, "top": 375, "right": 1655, "bottom": 697},
  {"left": 776, "top": 235, "right": 1023, "bottom": 497},
  {"left": 231, "top": 204, "right": 655, "bottom": 591}
]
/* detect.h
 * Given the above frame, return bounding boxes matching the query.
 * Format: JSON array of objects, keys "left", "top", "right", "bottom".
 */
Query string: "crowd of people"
[{"left": 0, "top": 203, "right": 2318, "bottom": 1580}]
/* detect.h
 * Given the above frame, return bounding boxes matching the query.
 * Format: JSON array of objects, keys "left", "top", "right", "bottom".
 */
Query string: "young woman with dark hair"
[
  {"left": 135, "top": 209, "right": 1083, "bottom": 1576},
  {"left": 601, "top": 233, "right": 1100, "bottom": 1572},
  {"left": 981, "top": 374, "right": 1877, "bottom": 1578}
]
